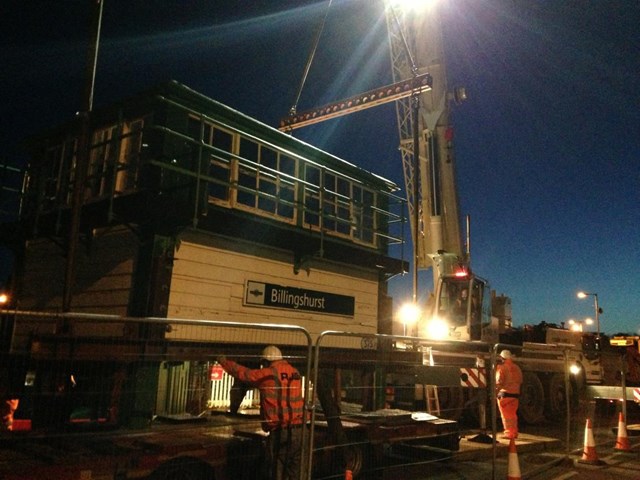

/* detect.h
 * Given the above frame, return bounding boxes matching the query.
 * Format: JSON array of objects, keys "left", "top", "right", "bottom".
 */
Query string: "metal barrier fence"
[
  {"left": 309, "top": 331, "right": 494, "bottom": 480},
  {"left": 0, "top": 310, "right": 313, "bottom": 480},
  {"left": 488, "top": 343, "right": 571, "bottom": 480},
  {"left": 307, "top": 333, "right": 590, "bottom": 480},
  {"left": 2, "top": 310, "right": 618, "bottom": 480}
]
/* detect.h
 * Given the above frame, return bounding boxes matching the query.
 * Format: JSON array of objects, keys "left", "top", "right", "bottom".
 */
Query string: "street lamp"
[
  {"left": 398, "top": 302, "right": 421, "bottom": 336},
  {"left": 577, "top": 291, "right": 601, "bottom": 341},
  {"left": 567, "top": 317, "right": 594, "bottom": 332},
  {"left": 567, "top": 319, "right": 582, "bottom": 332}
]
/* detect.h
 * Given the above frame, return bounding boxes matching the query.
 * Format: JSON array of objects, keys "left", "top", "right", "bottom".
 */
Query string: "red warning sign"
[
  {"left": 459, "top": 367, "right": 486, "bottom": 388},
  {"left": 210, "top": 365, "right": 224, "bottom": 381}
]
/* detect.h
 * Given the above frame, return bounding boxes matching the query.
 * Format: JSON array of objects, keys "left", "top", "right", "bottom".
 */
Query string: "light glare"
[
  {"left": 424, "top": 316, "right": 449, "bottom": 340},
  {"left": 388, "top": 0, "right": 436, "bottom": 14},
  {"left": 398, "top": 302, "right": 421, "bottom": 325}
]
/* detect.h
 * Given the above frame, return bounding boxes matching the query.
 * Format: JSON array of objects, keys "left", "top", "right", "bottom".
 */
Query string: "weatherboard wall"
[
  {"left": 18, "top": 226, "right": 135, "bottom": 316},
  {"left": 165, "top": 229, "right": 380, "bottom": 345}
]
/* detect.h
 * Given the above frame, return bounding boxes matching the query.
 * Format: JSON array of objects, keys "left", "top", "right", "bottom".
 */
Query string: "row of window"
[
  {"left": 186, "top": 115, "right": 385, "bottom": 246},
  {"left": 39, "top": 119, "right": 144, "bottom": 210},
  {"left": 32, "top": 111, "right": 401, "bottom": 249}
]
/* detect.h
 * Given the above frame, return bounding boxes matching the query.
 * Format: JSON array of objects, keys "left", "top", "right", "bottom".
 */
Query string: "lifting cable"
[{"left": 288, "top": 0, "right": 333, "bottom": 118}]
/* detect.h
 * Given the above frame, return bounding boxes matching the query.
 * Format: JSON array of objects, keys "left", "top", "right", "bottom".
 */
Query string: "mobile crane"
[
  {"left": 280, "top": 0, "right": 603, "bottom": 425},
  {"left": 383, "top": 2, "right": 607, "bottom": 423}
]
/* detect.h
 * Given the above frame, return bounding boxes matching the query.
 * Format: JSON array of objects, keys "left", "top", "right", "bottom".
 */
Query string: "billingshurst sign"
[{"left": 244, "top": 281, "right": 355, "bottom": 316}]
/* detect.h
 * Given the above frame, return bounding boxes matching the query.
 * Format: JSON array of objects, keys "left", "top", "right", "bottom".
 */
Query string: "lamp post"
[
  {"left": 567, "top": 317, "right": 594, "bottom": 332},
  {"left": 577, "top": 291, "right": 600, "bottom": 341},
  {"left": 398, "top": 302, "right": 421, "bottom": 336}
]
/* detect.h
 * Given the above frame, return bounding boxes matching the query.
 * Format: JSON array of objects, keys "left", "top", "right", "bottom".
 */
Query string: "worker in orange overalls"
[
  {"left": 1, "top": 398, "right": 19, "bottom": 431},
  {"left": 219, "top": 345, "right": 304, "bottom": 480},
  {"left": 495, "top": 349, "right": 523, "bottom": 439}
]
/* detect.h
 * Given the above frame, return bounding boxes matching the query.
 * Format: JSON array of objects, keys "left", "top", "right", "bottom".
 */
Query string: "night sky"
[{"left": 2, "top": 0, "right": 639, "bottom": 335}]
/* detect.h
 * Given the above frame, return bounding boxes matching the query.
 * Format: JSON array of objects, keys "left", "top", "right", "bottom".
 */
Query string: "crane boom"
[
  {"left": 278, "top": 2, "right": 465, "bottom": 287},
  {"left": 278, "top": 73, "right": 432, "bottom": 131},
  {"left": 385, "top": 3, "right": 464, "bottom": 280}
]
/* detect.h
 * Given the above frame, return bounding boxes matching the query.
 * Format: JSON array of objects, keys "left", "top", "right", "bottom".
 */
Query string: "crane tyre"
[
  {"left": 518, "top": 372, "right": 545, "bottom": 425},
  {"left": 544, "top": 373, "right": 573, "bottom": 419}
]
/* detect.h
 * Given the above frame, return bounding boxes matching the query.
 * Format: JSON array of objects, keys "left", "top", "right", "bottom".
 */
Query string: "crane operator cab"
[{"left": 421, "top": 269, "right": 492, "bottom": 342}]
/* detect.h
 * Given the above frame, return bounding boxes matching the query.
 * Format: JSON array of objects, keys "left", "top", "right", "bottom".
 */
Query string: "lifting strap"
[{"left": 288, "top": 0, "right": 333, "bottom": 118}]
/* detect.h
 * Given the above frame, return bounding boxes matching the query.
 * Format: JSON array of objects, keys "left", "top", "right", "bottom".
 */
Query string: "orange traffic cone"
[
  {"left": 615, "top": 412, "right": 631, "bottom": 452},
  {"left": 579, "top": 418, "right": 604, "bottom": 465},
  {"left": 506, "top": 437, "right": 521, "bottom": 480},
  {"left": 344, "top": 469, "right": 353, "bottom": 480}
]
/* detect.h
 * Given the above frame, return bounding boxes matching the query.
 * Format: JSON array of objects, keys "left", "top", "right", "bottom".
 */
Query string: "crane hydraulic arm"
[{"left": 385, "top": 2, "right": 465, "bottom": 282}]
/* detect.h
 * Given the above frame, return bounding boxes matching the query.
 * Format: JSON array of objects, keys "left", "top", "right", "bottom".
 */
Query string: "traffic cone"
[
  {"left": 579, "top": 418, "right": 603, "bottom": 465},
  {"left": 615, "top": 412, "right": 631, "bottom": 452},
  {"left": 506, "top": 437, "right": 521, "bottom": 480},
  {"left": 344, "top": 469, "right": 353, "bottom": 480}
]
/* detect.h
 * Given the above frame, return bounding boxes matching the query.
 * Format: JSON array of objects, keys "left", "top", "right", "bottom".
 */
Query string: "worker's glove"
[{"left": 217, "top": 355, "right": 227, "bottom": 364}]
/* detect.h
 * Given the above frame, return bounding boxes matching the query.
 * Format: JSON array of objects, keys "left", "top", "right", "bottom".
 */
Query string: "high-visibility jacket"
[
  {"left": 220, "top": 359, "right": 304, "bottom": 432},
  {"left": 496, "top": 358, "right": 523, "bottom": 395},
  {"left": 1, "top": 399, "right": 19, "bottom": 431}
]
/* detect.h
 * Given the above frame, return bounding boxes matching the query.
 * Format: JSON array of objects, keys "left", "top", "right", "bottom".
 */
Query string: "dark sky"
[{"left": 2, "top": 0, "right": 639, "bottom": 334}]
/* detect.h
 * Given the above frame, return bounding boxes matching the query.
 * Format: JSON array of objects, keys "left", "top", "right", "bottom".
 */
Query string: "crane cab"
[{"left": 420, "top": 270, "right": 492, "bottom": 342}]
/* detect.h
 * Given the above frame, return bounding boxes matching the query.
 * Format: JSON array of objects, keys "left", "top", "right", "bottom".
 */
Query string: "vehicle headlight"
[{"left": 423, "top": 316, "right": 450, "bottom": 341}]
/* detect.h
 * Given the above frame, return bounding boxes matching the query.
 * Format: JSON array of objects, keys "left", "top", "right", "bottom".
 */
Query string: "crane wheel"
[
  {"left": 518, "top": 372, "right": 545, "bottom": 425},
  {"left": 544, "top": 373, "right": 575, "bottom": 419}
]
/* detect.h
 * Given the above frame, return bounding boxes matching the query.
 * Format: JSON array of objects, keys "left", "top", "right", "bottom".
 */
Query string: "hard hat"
[
  {"left": 499, "top": 350, "right": 512, "bottom": 359},
  {"left": 262, "top": 345, "right": 283, "bottom": 362}
]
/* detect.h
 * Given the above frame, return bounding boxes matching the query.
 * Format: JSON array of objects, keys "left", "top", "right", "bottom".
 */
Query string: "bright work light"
[{"left": 387, "top": 0, "right": 436, "bottom": 13}]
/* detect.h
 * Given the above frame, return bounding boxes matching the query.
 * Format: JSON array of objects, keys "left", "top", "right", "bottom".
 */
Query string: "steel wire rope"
[{"left": 288, "top": 0, "right": 333, "bottom": 118}]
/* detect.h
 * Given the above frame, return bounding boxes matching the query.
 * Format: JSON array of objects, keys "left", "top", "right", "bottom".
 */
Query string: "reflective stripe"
[{"left": 220, "top": 358, "right": 304, "bottom": 430}]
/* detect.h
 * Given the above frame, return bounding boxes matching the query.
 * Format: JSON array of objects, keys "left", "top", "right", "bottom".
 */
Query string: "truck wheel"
[
  {"left": 518, "top": 372, "right": 545, "bottom": 425},
  {"left": 544, "top": 373, "right": 572, "bottom": 419},
  {"left": 149, "top": 457, "right": 215, "bottom": 480},
  {"left": 438, "top": 386, "right": 464, "bottom": 420}
]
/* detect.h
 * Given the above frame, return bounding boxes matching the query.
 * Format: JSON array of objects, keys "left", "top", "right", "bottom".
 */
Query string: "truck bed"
[{"left": 0, "top": 414, "right": 263, "bottom": 480}]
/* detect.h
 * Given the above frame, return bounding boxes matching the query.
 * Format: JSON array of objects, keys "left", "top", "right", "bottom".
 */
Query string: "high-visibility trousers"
[{"left": 497, "top": 396, "right": 519, "bottom": 439}]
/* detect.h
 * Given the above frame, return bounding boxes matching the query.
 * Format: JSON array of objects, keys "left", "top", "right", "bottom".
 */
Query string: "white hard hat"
[
  {"left": 262, "top": 345, "right": 283, "bottom": 362},
  {"left": 500, "top": 350, "right": 512, "bottom": 359}
]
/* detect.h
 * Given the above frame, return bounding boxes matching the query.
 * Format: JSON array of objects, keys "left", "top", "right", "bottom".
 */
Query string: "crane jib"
[{"left": 278, "top": 73, "right": 433, "bottom": 131}]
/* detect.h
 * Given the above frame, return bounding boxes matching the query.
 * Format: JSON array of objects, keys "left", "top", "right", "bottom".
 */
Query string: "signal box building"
[
  {"left": 0, "top": 82, "right": 407, "bottom": 423},
  {"left": 9, "top": 80, "right": 406, "bottom": 334}
]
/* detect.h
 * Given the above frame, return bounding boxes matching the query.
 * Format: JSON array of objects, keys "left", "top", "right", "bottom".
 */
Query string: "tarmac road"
[{"left": 371, "top": 399, "right": 640, "bottom": 480}]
